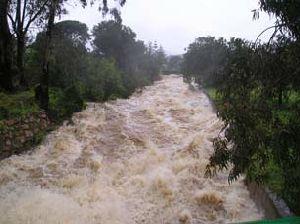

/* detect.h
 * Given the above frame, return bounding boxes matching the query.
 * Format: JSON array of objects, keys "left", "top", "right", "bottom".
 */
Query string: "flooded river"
[{"left": 0, "top": 75, "right": 263, "bottom": 223}]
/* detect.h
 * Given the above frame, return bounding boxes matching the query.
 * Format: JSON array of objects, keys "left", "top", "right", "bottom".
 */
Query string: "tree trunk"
[
  {"left": 0, "top": 0, "right": 14, "bottom": 91},
  {"left": 17, "top": 34, "right": 27, "bottom": 87},
  {"left": 15, "top": 0, "right": 27, "bottom": 88},
  {"left": 39, "top": 0, "right": 57, "bottom": 111}
]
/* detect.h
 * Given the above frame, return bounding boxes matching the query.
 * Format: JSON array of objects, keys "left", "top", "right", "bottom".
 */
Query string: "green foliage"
[
  {"left": 182, "top": 4, "right": 300, "bottom": 213},
  {"left": 242, "top": 216, "right": 300, "bottom": 224},
  {"left": 30, "top": 20, "right": 89, "bottom": 89},
  {"left": 26, "top": 19, "right": 166, "bottom": 106},
  {"left": 197, "top": 37, "right": 300, "bottom": 214},
  {"left": 92, "top": 20, "right": 166, "bottom": 93},
  {"left": 84, "top": 57, "right": 125, "bottom": 101},
  {"left": 60, "top": 85, "right": 85, "bottom": 116},
  {"left": 257, "top": 0, "right": 300, "bottom": 39},
  {"left": 49, "top": 86, "right": 85, "bottom": 120},
  {"left": 31, "top": 130, "right": 47, "bottom": 145},
  {"left": 163, "top": 55, "right": 183, "bottom": 74},
  {"left": 182, "top": 37, "right": 227, "bottom": 86},
  {"left": 92, "top": 20, "right": 136, "bottom": 69},
  {"left": 0, "top": 90, "right": 39, "bottom": 120},
  {"left": 205, "top": 87, "right": 217, "bottom": 101}
]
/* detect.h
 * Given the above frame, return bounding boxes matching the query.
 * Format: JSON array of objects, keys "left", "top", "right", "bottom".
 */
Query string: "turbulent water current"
[{"left": 0, "top": 75, "right": 264, "bottom": 223}]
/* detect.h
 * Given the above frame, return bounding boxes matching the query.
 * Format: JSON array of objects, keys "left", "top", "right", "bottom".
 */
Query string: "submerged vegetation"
[{"left": 182, "top": 1, "right": 300, "bottom": 214}]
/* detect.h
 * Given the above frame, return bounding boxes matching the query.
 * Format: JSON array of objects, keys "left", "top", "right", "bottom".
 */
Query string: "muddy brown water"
[{"left": 0, "top": 75, "right": 263, "bottom": 223}]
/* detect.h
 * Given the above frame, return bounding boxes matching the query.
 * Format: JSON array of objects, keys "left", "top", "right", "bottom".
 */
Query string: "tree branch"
[
  {"left": 7, "top": 13, "right": 17, "bottom": 34},
  {"left": 255, "top": 24, "right": 287, "bottom": 45},
  {"left": 24, "top": 0, "right": 49, "bottom": 33}
]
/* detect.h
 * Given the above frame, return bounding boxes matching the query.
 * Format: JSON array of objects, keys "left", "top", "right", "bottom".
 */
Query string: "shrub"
[
  {"left": 0, "top": 90, "right": 39, "bottom": 120},
  {"left": 49, "top": 85, "right": 85, "bottom": 120}
]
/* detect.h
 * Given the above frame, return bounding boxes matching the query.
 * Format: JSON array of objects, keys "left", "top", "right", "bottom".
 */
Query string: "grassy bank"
[{"left": 0, "top": 88, "right": 85, "bottom": 160}]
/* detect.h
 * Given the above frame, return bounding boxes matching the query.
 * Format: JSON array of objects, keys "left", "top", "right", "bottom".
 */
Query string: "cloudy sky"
[{"left": 62, "top": 0, "right": 275, "bottom": 55}]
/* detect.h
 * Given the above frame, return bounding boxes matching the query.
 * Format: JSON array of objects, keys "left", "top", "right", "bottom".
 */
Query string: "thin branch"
[
  {"left": 24, "top": 0, "right": 49, "bottom": 33},
  {"left": 267, "top": 26, "right": 279, "bottom": 45},
  {"left": 7, "top": 13, "right": 17, "bottom": 34},
  {"left": 255, "top": 24, "right": 287, "bottom": 45}
]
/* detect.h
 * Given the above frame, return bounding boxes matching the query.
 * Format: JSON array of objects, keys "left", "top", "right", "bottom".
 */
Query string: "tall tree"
[
  {"left": 165, "top": 55, "right": 183, "bottom": 74},
  {"left": 38, "top": 0, "right": 126, "bottom": 111},
  {"left": 33, "top": 20, "right": 89, "bottom": 87},
  {"left": 38, "top": 0, "right": 58, "bottom": 110},
  {"left": 0, "top": 0, "right": 14, "bottom": 91},
  {"left": 92, "top": 20, "right": 136, "bottom": 70},
  {"left": 8, "top": 0, "right": 50, "bottom": 87},
  {"left": 182, "top": 37, "right": 227, "bottom": 86}
]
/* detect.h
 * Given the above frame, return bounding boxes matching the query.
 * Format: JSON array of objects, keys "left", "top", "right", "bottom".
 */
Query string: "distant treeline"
[
  {"left": 182, "top": 1, "right": 300, "bottom": 215},
  {"left": 163, "top": 55, "right": 183, "bottom": 75}
]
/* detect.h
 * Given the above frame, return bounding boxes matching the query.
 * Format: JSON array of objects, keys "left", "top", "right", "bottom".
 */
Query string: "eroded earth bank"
[{"left": 0, "top": 75, "right": 263, "bottom": 223}]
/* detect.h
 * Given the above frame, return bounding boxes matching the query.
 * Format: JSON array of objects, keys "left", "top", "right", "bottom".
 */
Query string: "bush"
[
  {"left": 0, "top": 90, "right": 39, "bottom": 120},
  {"left": 49, "top": 85, "right": 85, "bottom": 120},
  {"left": 84, "top": 58, "right": 125, "bottom": 101}
]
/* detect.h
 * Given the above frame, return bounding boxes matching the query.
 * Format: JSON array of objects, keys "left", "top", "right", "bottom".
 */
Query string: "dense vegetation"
[
  {"left": 0, "top": 0, "right": 166, "bottom": 120},
  {"left": 163, "top": 55, "right": 183, "bottom": 75},
  {"left": 28, "top": 19, "right": 165, "bottom": 119},
  {"left": 0, "top": 16, "right": 166, "bottom": 121},
  {"left": 183, "top": 1, "right": 300, "bottom": 214}
]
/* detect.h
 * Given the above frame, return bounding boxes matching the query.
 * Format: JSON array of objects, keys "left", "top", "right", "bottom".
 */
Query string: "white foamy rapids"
[{"left": 0, "top": 75, "right": 264, "bottom": 223}]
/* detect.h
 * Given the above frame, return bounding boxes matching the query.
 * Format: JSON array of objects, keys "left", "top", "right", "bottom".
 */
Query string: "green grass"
[
  {"left": 287, "top": 90, "right": 300, "bottom": 104},
  {"left": 205, "top": 87, "right": 217, "bottom": 100},
  {"left": 240, "top": 217, "right": 300, "bottom": 224},
  {"left": 0, "top": 90, "right": 39, "bottom": 120},
  {"left": 264, "top": 158, "right": 284, "bottom": 194}
]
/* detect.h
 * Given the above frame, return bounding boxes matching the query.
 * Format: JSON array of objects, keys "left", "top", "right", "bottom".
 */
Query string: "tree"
[
  {"left": 38, "top": 0, "right": 126, "bottom": 111},
  {"left": 92, "top": 20, "right": 166, "bottom": 95},
  {"left": 165, "top": 55, "right": 183, "bottom": 74},
  {"left": 92, "top": 20, "right": 136, "bottom": 70},
  {"left": 37, "top": 0, "right": 57, "bottom": 111},
  {"left": 199, "top": 2, "right": 300, "bottom": 212},
  {"left": 257, "top": 0, "right": 300, "bottom": 39},
  {"left": 155, "top": 45, "right": 167, "bottom": 72},
  {"left": 0, "top": 0, "right": 14, "bottom": 91},
  {"left": 182, "top": 37, "right": 227, "bottom": 86},
  {"left": 8, "top": 0, "right": 49, "bottom": 87},
  {"left": 32, "top": 20, "right": 89, "bottom": 88}
]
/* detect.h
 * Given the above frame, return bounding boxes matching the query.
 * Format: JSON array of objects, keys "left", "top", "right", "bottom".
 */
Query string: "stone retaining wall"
[
  {"left": 245, "top": 180, "right": 294, "bottom": 219},
  {"left": 0, "top": 112, "right": 51, "bottom": 160}
]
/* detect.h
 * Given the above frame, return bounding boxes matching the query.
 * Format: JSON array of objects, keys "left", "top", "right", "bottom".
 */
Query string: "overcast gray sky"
[{"left": 62, "top": 0, "right": 275, "bottom": 55}]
